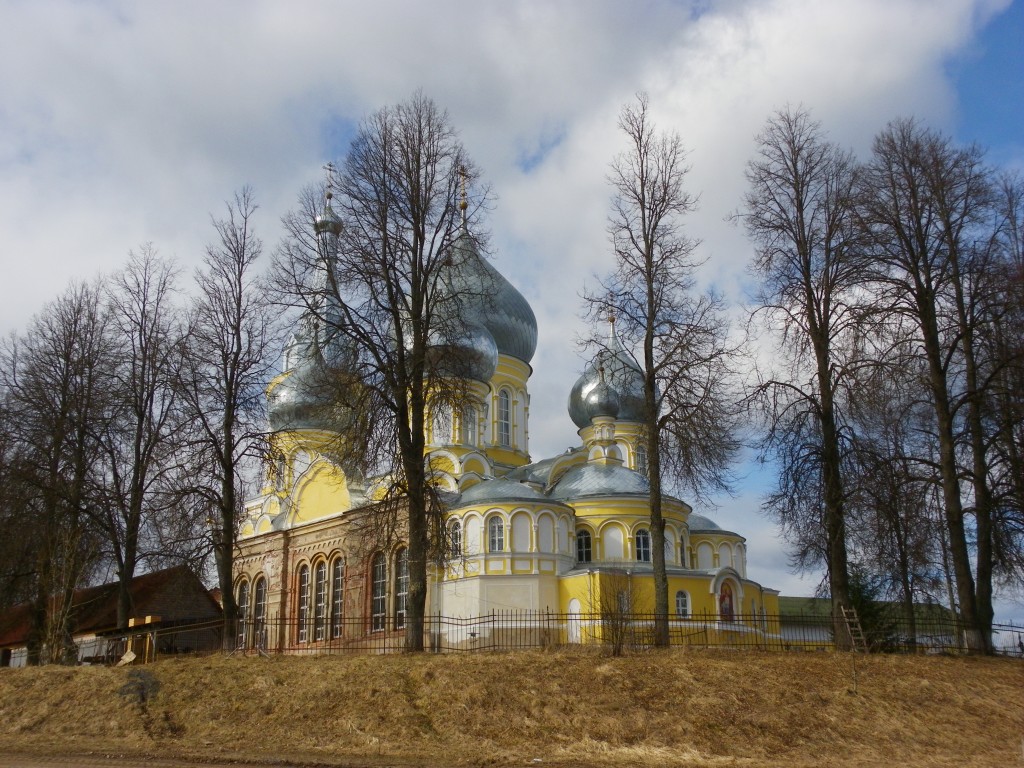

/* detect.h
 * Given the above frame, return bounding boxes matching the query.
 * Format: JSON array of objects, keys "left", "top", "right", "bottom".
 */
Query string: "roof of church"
[
  {"left": 458, "top": 477, "right": 547, "bottom": 504},
  {"left": 548, "top": 462, "right": 651, "bottom": 500}
]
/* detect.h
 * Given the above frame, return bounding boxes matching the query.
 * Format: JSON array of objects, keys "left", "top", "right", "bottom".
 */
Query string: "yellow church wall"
[
  {"left": 485, "top": 355, "right": 531, "bottom": 469},
  {"left": 289, "top": 461, "right": 351, "bottom": 525}
]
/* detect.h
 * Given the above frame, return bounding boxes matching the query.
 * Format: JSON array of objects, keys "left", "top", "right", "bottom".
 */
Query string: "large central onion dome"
[
  {"left": 425, "top": 319, "right": 499, "bottom": 383},
  {"left": 446, "top": 224, "right": 538, "bottom": 365},
  {"left": 268, "top": 326, "right": 331, "bottom": 431},
  {"left": 568, "top": 319, "right": 648, "bottom": 428}
]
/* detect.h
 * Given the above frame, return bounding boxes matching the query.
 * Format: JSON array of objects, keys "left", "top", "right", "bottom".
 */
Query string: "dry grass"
[{"left": 0, "top": 649, "right": 1021, "bottom": 767}]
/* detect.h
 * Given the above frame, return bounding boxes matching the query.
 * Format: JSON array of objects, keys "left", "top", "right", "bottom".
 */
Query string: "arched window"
[
  {"left": 297, "top": 565, "right": 310, "bottom": 643},
  {"left": 497, "top": 389, "right": 512, "bottom": 447},
  {"left": 314, "top": 561, "right": 327, "bottom": 641},
  {"left": 331, "top": 558, "right": 345, "bottom": 639},
  {"left": 371, "top": 553, "right": 387, "bottom": 632},
  {"left": 460, "top": 406, "right": 477, "bottom": 446},
  {"left": 675, "top": 590, "right": 689, "bottom": 618},
  {"left": 488, "top": 517, "right": 505, "bottom": 553},
  {"left": 432, "top": 405, "right": 452, "bottom": 445},
  {"left": 576, "top": 529, "right": 592, "bottom": 563},
  {"left": 253, "top": 577, "right": 267, "bottom": 649},
  {"left": 236, "top": 580, "right": 250, "bottom": 649},
  {"left": 394, "top": 548, "right": 409, "bottom": 630},
  {"left": 635, "top": 529, "right": 652, "bottom": 562},
  {"left": 636, "top": 444, "right": 648, "bottom": 477},
  {"left": 449, "top": 520, "right": 462, "bottom": 558}
]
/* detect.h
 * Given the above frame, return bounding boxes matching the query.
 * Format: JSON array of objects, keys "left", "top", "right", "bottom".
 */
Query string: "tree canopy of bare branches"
[
  {"left": 741, "top": 107, "right": 863, "bottom": 644},
  {"left": 586, "top": 93, "right": 740, "bottom": 646},
  {"left": 274, "top": 93, "right": 485, "bottom": 650}
]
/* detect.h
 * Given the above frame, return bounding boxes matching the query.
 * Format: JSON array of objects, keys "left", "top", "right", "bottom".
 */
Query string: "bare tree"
[
  {"left": 587, "top": 94, "right": 739, "bottom": 647},
  {"left": 740, "top": 107, "right": 862, "bottom": 645},
  {"left": 0, "top": 282, "right": 109, "bottom": 663},
  {"left": 178, "top": 187, "right": 277, "bottom": 640},
  {"left": 986, "top": 173, "right": 1024, "bottom": 587},
  {"left": 95, "top": 248, "right": 187, "bottom": 629},
  {"left": 275, "top": 93, "right": 485, "bottom": 650},
  {"left": 857, "top": 118, "right": 1000, "bottom": 651},
  {"left": 846, "top": 357, "right": 946, "bottom": 644}
]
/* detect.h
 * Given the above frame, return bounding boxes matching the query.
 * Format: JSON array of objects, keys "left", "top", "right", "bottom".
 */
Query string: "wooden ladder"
[{"left": 840, "top": 606, "right": 868, "bottom": 652}]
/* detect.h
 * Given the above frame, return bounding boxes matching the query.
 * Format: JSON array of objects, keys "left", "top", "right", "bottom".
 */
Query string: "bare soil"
[{"left": 0, "top": 650, "right": 1021, "bottom": 767}]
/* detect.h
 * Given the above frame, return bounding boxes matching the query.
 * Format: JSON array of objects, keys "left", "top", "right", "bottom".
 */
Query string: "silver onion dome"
[
  {"left": 268, "top": 329, "right": 332, "bottom": 431},
  {"left": 314, "top": 196, "right": 342, "bottom": 237},
  {"left": 426, "top": 319, "right": 499, "bottom": 383},
  {"left": 446, "top": 224, "right": 538, "bottom": 365},
  {"left": 582, "top": 369, "right": 620, "bottom": 422},
  {"left": 568, "top": 320, "right": 647, "bottom": 429}
]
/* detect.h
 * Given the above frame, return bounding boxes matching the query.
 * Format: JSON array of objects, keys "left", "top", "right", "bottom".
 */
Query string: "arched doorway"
[{"left": 719, "top": 582, "right": 734, "bottom": 622}]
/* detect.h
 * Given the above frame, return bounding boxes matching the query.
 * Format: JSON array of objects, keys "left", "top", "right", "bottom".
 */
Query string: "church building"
[{"left": 232, "top": 186, "right": 779, "bottom": 651}]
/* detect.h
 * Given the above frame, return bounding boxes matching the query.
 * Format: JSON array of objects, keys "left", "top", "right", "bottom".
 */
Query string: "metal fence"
[{"left": 194, "top": 610, "right": 1024, "bottom": 659}]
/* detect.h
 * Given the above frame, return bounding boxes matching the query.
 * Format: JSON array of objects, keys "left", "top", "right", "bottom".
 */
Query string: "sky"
[{"left": 2, "top": 0, "right": 1022, "bottom": 623}]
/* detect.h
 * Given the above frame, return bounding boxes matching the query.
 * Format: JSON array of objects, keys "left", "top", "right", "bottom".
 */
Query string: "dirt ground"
[{"left": 1, "top": 650, "right": 1022, "bottom": 767}]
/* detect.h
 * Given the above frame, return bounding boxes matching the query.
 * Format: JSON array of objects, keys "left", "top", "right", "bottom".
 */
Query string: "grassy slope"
[{"left": 0, "top": 650, "right": 1021, "bottom": 767}]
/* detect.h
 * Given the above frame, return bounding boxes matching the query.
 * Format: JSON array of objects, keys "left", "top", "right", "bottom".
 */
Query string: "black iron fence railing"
[{"left": 92, "top": 610, "right": 1024, "bottom": 663}]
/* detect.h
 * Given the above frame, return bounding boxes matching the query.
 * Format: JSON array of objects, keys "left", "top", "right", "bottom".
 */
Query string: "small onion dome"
[
  {"left": 446, "top": 224, "right": 538, "bottom": 364},
  {"left": 568, "top": 322, "right": 647, "bottom": 429},
  {"left": 426, "top": 320, "right": 499, "bottom": 383},
  {"left": 548, "top": 462, "right": 650, "bottom": 500},
  {"left": 582, "top": 368, "right": 620, "bottom": 422},
  {"left": 314, "top": 195, "right": 342, "bottom": 237}
]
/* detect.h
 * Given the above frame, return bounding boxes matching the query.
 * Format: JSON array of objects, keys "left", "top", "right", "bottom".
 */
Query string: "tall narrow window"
[
  {"left": 253, "top": 577, "right": 267, "bottom": 649},
  {"left": 636, "top": 444, "right": 648, "bottom": 477},
  {"left": 488, "top": 517, "right": 505, "bottom": 553},
  {"left": 313, "top": 561, "right": 327, "bottom": 641},
  {"left": 297, "top": 565, "right": 310, "bottom": 643},
  {"left": 675, "top": 590, "right": 689, "bottom": 618},
  {"left": 449, "top": 520, "right": 462, "bottom": 558},
  {"left": 432, "top": 405, "right": 452, "bottom": 445},
  {"left": 497, "top": 389, "right": 511, "bottom": 447},
  {"left": 394, "top": 548, "right": 409, "bottom": 630},
  {"left": 331, "top": 558, "right": 345, "bottom": 639},
  {"left": 460, "top": 406, "right": 477, "bottom": 445},
  {"left": 635, "top": 529, "right": 652, "bottom": 562},
  {"left": 576, "top": 529, "right": 592, "bottom": 563},
  {"left": 236, "top": 581, "right": 250, "bottom": 649},
  {"left": 371, "top": 553, "right": 387, "bottom": 632}
]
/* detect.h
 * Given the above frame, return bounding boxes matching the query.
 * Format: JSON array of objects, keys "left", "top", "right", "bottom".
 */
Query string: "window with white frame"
[
  {"left": 488, "top": 517, "right": 505, "bottom": 553},
  {"left": 236, "top": 580, "right": 250, "bottom": 649},
  {"left": 314, "top": 561, "right": 327, "bottom": 641},
  {"left": 395, "top": 548, "right": 409, "bottom": 630},
  {"left": 675, "top": 590, "right": 689, "bottom": 618},
  {"left": 635, "top": 529, "right": 652, "bottom": 562},
  {"left": 331, "top": 558, "right": 345, "bottom": 639},
  {"left": 449, "top": 520, "right": 462, "bottom": 558},
  {"left": 253, "top": 577, "right": 267, "bottom": 649},
  {"left": 371, "top": 553, "right": 387, "bottom": 632},
  {"left": 297, "top": 565, "right": 310, "bottom": 643},
  {"left": 636, "top": 443, "right": 648, "bottom": 477},
  {"left": 497, "top": 389, "right": 511, "bottom": 447},
  {"left": 576, "top": 529, "right": 592, "bottom": 563},
  {"left": 460, "top": 406, "right": 477, "bottom": 445},
  {"left": 432, "top": 405, "right": 452, "bottom": 445}
]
